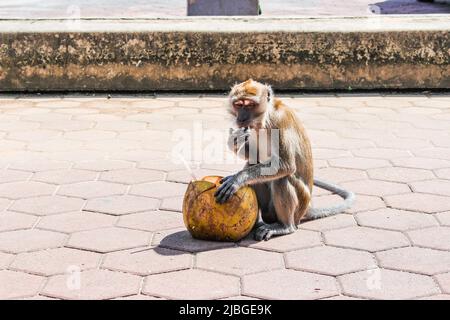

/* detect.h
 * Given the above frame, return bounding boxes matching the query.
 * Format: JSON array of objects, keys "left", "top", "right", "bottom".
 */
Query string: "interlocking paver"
[
  {"left": 100, "top": 168, "right": 164, "bottom": 184},
  {"left": 376, "top": 247, "right": 450, "bottom": 275},
  {"left": 37, "top": 211, "right": 117, "bottom": 233},
  {"left": 143, "top": 269, "right": 239, "bottom": 300},
  {"left": 324, "top": 226, "right": 409, "bottom": 252},
  {"left": 356, "top": 208, "right": 438, "bottom": 231},
  {"left": 68, "top": 227, "right": 150, "bottom": 253},
  {"left": 341, "top": 180, "right": 410, "bottom": 197},
  {"left": 339, "top": 269, "right": 439, "bottom": 299},
  {"left": 410, "top": 179, "right": 450, "bottom": 197},
  {"left": 130, "top": 181, "right": 187, "bottom": 199},
  {"left": 42, "top": 269, "right": 141, "bottom": 300},
  {"left": 435, "top": 273, "right": 450, "bottom": 294},
  {"left": 242, "top": 269, "right": 338, "bottom": 300},
  {"left": 286, "top": 246, "right": 376, "bottom": 276},
  {"left": 408, "top": 227, "right": 450, "bottom": 251},
  {"left": 197, "top": 247, "right": 284, "bottom": 276},
  {"left": 368, "top": 167, "right": 434, "bottom": 183},
  {"left": 102, "top": 247, "right": 192, "bottom": 276},
  {"left": 384, "top": 193, "right": 450, "bottom": 213},
  {"left": 32, "top": 169, "right": 98, "bottom": 185},
  {"left": 240, "top": 229, "right": 322, "bottom": 253},
  {"left": 0, "top": 94, "right": 448, "bottom": 300},
  {"left": 0, "top": 181, "right": 56, "bottom": 199},
  {"left": 153, "top": 229, "right": 234, "bottom": 252},
  {"left": 0, "top": 270, "right": 44, "bottom": 299},
  {"left": 0, "top": 211, "right": 37, "bottom": 232},
  {"left": 0, "top": 252, "right": 14, "bottom": 269},
  {"left": 117, "top": 210, "right": 183, "bottom": 232},
  {"left": 84, "top": 195, "right": 159, "bottom": 215},
  {"left": 0, "top": 229, "right": 66, "bottom": 253},
  {"left": 11, "top": 248, "right": 101, "bottom": 276},
  {"left": 11, "top": 195, "right": 85, "bottom": 216},
  {"left": 58, "top": 181, "right": 126, "bottom": 199}
]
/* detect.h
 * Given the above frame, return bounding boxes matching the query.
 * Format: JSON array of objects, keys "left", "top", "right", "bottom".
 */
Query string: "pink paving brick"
[
  {"left": 0, "top": 270, "right": 44, "bottom": 299},
  {"left": 242, "top": 269, "right": 338, "bottom": 300},
  {"left": 143, "top": 269, "right": 240, "bottom": 300},
  {"left": 339, "top": 269, "right": 439, "bottom": 299}
]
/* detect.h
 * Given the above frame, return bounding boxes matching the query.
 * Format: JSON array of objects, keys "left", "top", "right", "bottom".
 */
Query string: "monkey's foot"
[{"left": 254, "top": 223, "right": 296, "bottom": 241}]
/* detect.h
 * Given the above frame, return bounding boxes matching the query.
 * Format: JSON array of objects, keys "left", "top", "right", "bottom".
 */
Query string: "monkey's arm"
[{"left": 215, "top": 155, "right": 294, "bottom": 204}]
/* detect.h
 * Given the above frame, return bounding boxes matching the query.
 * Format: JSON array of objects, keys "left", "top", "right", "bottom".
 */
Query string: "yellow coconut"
[{"left": 182, "top": 176, "right": 258, "bottom": 242}]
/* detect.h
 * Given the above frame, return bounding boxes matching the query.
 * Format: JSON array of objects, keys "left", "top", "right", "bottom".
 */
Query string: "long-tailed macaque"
[{"left": 215, "top": 79, "right": 355, "bottom": 241}]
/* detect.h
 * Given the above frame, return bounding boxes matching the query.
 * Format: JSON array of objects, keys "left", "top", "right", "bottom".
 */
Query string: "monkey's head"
[{"left": 228, "top": 79, "right": 274, "bottom": 129}]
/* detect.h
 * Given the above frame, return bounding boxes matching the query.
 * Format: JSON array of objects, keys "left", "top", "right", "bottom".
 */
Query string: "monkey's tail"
[{"left": 304, "top": 178, "right": 356, "bottom": 220}]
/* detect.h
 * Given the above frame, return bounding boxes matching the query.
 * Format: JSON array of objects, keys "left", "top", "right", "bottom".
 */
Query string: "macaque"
[{"left": 215, "top": 79, "right": 355, "bottom": 241}]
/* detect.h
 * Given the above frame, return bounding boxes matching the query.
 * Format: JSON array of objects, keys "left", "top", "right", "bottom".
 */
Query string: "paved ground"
[
  {"left": 1, "top": 0, "right": 449, "bottom": 18},
  {"left": 0, "top": 93, "right": 449, "bottom": 300}
]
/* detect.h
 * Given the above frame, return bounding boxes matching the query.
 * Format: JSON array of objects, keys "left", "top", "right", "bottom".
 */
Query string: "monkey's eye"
[{"left": 233, "top": 101, "right": 244, "bottom": 108}]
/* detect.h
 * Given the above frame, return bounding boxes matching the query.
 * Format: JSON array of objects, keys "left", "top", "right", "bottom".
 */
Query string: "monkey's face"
[{"left": 228, "top": 79, "right": 271, "bottom": 129}]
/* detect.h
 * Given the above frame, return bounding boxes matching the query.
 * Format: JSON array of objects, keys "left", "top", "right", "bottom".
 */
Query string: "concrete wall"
[{"left": 0, "top": 16, "right": 448, "bottom": 91}]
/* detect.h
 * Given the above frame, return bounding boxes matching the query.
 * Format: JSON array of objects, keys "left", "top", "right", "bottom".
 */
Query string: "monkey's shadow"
[{"left": 153, "top": 230, "right": 255, "bottom": 256}]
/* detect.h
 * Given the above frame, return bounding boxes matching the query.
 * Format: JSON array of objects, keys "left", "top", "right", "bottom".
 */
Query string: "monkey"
[{"left": 214, "top": 79, "right": 355, "bottom": 241}]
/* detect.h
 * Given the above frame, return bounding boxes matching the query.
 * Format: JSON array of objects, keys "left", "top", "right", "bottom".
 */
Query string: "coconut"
[{"left": 182, "top": 176, "right": 258, "bottom": 242}]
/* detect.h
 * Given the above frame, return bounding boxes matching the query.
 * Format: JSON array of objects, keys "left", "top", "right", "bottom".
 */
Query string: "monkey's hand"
[{"left": 214, "top": 174, "right": 243, "bottom": 204}]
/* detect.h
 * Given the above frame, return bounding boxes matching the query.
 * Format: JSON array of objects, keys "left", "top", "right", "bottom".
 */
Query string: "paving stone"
[
  {"left": 435, "top": 168, "right": 450, "bottom": 180},
  {"left": 32, "top": 169, "right": 98, "bottom": 185},
  {"left": 0, "top": 198, "right": 10, "bottom": 211},
  {"left": 341, "top": 180, "right": 410, "bottom": 197},
  {"left": 286, "top": 246, "right": 376, "bottom": 276},
  {"left": 300, "top": 214, "right": 356, "bottom": 231},
  {"left": 58, "top": 181, "right": 126, "bottom": 199},
  {"left": 0, "top": 211, "right": 37, "bottom": 231},
  {"left": 321, "top": 295, "right": 364, "bottom": 300},
  {"left": 377, "top": 247, "right": 450, "bottom": 275},
  {"left": 356, "top": 208, "right": 438, "bottom": 231},
  {"left": 11, "top": 195, "right": 85, "bottom": 216},
  {"left": 68, "top": 227, "right": 150, "bottom": 253},
  {"left": 242, "top": 269, "right": 338, "bottom": 300},
  {"left": 11, "top": 248, "right": 101, "bottom": 276},
  {"left": 100, "top": 168, "right": 164, "bottom": 184},
  {"left": 346, "top": 195, "right": 387, "bottom": 214},
  {"left": 160, "top": 196, "right": 183, "bottom": 212},
  {"left": 38, "top": 211, "right": 117, "bottom": 233},
  {"left": 74, "top": 160, "right": 134, "bottom": 172},
  {"left": 42, "top": 269, "right": 141, "bottom": 300},
  {"left": 0, "top": 181, "right": 56, "bottom": 199},
  {"left": 0, "top": 229, "right": 66, "bottom": 253},
  {"left": 197, "top": 247, "right": 284, "bottom": 276},
  {"left": 102, "top": 247, "right": 192, "bottom": 276},
  {"left": 8, "top": 159, "right": 71, "bottom": 172},
  {"left": 152, "top": 229, "right": 234, "bottom": 252},
  {"left": 8, "top": 129, "right": 61, "bottom": 142},
  {"left": 324, "top": 226, "right": 409, "bottom": 252},
  {"left": 240, "top": 229, "right": 322, "bottom": 253},
  {"left": 339, "top": 268, "right": 439, "bottom": 299},
  {"left": 419, "top": 294, "right": 450, "bottom": 300},
  {"left": 410, "top": 179, "right": 450, "bottom": 197},
  {"left": 436, "top": 211, "right": 450, "bottom": 226},
  {"left": 408, "top": 227, "right": 450, "bottom": 251},
  {"left": 368, "top": 167, "right": 434, "bottom": 183},
  {"left": 117, "top": 210, "right": 183, "bottom": 232},
  {"left": 130, "top": 181, "right": 187, "bottom": 199},
  {"left": 315, "top": 167, "right": 367, "bottom": 183},
  {"left": 435, "top": 273, "right": 450, "bottom": 294},
  {"left": 352, "top": 148, "right": 411, "bottom": 160},
  {"left": 0, "top": 252, "right": 14, "bottom": 269},
  {"left": 0, "top": 270, "right": 44, "bottom": 299},
  {"left": 414, "top": 148, "right": 450, "bottom": 160},
  {"left": 167, "top": 169, "right": 230, "bottom": 184},
  {"left": 384, "top": 193, "right": 450, "bottom": 213},
  {"left": 64, "top": 130, "right": 116, "bottom": 141},
  {"left": 221, "top": 296, "right": 260, "bottom": 300},
  {"left": 143, "top": 269, "right": 239, "bottom": 300},
  {"left": 392, "top": 157, "right": 450, "bottom": 170},
  {"left": 0, "top": 169, "right": 32, "bottom": 183},
  {"left": 84, "top": 195, "right": 159, "bottom": 215}
]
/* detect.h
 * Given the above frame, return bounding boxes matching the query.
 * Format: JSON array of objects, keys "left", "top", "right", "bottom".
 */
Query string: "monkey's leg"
[
  {"left": 255, "top": 177, "right": 301, "bottom": 241},
  {"left": 252, "top": 183, "right": 277, "bottom": 231}
]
